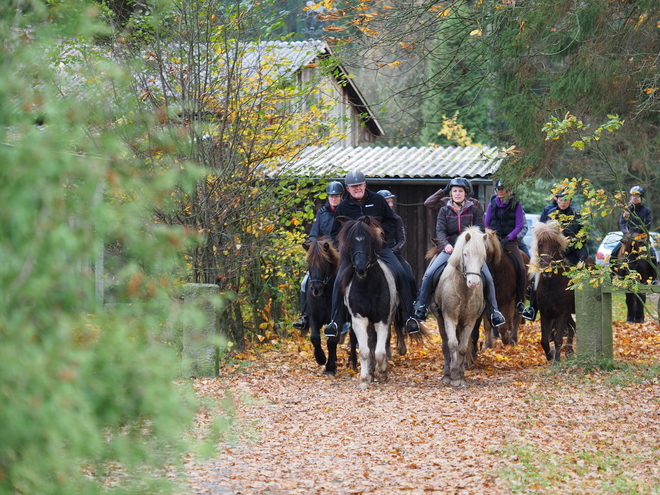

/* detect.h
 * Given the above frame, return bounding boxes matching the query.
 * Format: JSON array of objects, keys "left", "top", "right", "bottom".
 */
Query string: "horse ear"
[
  {"left": 363, "top": 216, "right": 371, "bottom": 225},
  {"left": 322, "top": 241, "right": 331, "bottom": 252},
  {"left": 302, "top": 240, "right": 311, "bottom": 251},
  {"left": 465, "top": 232, "right": 472, "bottom": 242}
]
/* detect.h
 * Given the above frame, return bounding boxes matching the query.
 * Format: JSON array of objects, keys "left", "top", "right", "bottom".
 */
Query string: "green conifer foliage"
[{"left": 0, "top": 1, "right": 205, "bottom": 493}]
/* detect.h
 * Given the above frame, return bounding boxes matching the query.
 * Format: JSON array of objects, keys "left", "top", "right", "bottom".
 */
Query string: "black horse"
[{"left": 612, "top": 229, "right": 657, "bottom": 324}]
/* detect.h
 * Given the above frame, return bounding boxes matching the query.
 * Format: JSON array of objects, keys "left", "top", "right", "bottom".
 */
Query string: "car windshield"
[{"left": 601, "top": 233, "right": 622, "bottom": 248}]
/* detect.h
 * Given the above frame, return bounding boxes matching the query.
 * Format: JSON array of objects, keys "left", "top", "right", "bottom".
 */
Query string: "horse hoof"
[
  {"left": 314, "top": 351, "right": 327, "bottom": 366},
  {"left": 451, "top": 379, "right": 467, "bottom": 387},
  {"left": 442, "top": 376, "right": 451, "bottom": 385},
  {"left": 325, "top": 369, "right": 336, "bottom": 377},
  {"left": 358, "top": 381, "right": 369, "bottom": 390}
]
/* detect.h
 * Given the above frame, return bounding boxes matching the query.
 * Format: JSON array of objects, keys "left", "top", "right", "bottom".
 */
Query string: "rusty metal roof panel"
[{"left": 275, "top": 146, "right": 502, "bottom": 179}]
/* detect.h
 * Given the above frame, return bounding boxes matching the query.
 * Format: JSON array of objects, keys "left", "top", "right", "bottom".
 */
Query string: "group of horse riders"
[{"left": 294, "top": 171, "right": 655, "bottom": 336}]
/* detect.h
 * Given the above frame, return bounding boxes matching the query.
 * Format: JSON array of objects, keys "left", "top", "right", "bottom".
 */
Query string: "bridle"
[{"left": 351, "top": 250, "right": 375, "bottom": 270}]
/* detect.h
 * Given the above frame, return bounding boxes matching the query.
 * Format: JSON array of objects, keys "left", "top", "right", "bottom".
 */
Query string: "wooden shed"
[{"left": 277, "top": 145, "right": 503, "bottom": 282}]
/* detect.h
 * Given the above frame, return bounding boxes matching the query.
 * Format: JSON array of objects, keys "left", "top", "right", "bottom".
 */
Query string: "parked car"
[
  {"left": 595, "top": 231, "right": 660, "bottom": 265},
  {"left": 522, "top": 213, "right": 541, "bottom": 252}
]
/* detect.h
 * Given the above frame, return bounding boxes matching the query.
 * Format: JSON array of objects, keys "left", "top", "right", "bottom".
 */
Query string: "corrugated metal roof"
[
  {"left": 273, "top": 145, "right": 502, "bottom": 179},
  {"left": 241, "top": 40, "right": 328, "bottom": 78}
]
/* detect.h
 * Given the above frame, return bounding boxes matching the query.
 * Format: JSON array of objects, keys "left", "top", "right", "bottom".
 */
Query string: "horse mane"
[
  {"left": 337, "top": 216, "right": 384, "bottom": 289},
  {"left": 306, "top": 236, "right": 339, "bottom": 272},
  {"left": 448, "top": 226, "right": 486, "bottom": 269},
  {"left": 484, "top": 228, "right": 503, "bottom": 264},
  {"left": 530, "top": 222, "right": 568, "bottom": 259}
]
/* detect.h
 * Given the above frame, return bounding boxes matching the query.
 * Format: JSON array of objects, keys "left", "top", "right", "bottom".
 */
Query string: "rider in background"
[
  {"left": 377, "top": 189, "right": 417, "bottom": 304},
  {"left": 323, "top": 171, "right": 421, "bottom": 338},
  {"left": 293, "top": 181, "right": 344, "bottom": 332},
  {"left": 413, "top": 177, "right": 506, "bottom": 328},
  {"left": 485, "top": 180, "right": 528, "bottom": 314},
  {"left": 609, "top": 185, "right": 658, "bottom": 272},
  {"left": 522, "top": 191, "right": 589, "bottom": 321}
]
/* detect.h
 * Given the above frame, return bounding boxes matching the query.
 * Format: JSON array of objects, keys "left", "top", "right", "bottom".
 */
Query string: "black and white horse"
[{"left": 337, "top": 216, "right": 406, "bottom": 389}]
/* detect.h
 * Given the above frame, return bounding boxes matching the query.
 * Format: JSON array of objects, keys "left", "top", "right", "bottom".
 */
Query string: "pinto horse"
[
  {"left": 302, "top": 237, "right": 342, "bottom": 375},
  {"left": 611, "top": 230, "right": 656, "bottom": 324},
  {"left": 430, "top": 226, "right": 487, "bottom": 387},
  {"left": 338, "top": 216, "right": 407, "bottom": 389},
  {"left": 530, "top": 222, "right": 576, "bottom": 362},
  {"left": 483, "top": 229, "right": 527, "bottom": 348}
]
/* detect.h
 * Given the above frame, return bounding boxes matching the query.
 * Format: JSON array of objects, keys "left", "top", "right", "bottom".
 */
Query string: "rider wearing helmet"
[
  {"left": 605, "top": 185, "right": 656, "bottom": 286},
  {"left": 377, "top": 189, "right": 417, "bottom": 303},
  {"left": 522, "top": 190, "right": 590, "bottom": 321},
  {"left": 323, "top": 171, "right": 421, "bottom": 337},
  {"left": 293, "top": 181, "right": 345, "bottom": 331},
  {"left": 413, "top": 177, "right": 506, "bottom": 328},
  {"left": 485, "top": 180, "right": 528, "bottom": 314}
]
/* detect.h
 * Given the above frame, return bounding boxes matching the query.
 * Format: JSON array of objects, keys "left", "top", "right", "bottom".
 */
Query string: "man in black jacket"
[{"left": 323, "top": 171, "right": 420, "bottom": 338}]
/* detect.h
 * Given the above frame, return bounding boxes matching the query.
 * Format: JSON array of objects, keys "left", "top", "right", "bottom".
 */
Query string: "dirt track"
[{"left": 185, "top": 319, "right": 660, "bottom": 494}]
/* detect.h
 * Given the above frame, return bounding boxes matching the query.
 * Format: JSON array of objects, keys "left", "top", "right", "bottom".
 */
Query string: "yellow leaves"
[
  {"left": 470, "top": 29, "right": 482, "bottom": 36},
  {"left": 323, "top": 25, "right": 344, "bottom": 32},
  {"left": 398, "top": 42, "right": 415, "bottom": 50},
  {"left": 643, "top": 87, "right": 658, "bottom": 95}
]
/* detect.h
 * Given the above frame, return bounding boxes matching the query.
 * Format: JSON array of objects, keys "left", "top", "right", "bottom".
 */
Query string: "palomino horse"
[
  {"left": 430, "top": 226, "right": 487, "bottom": 387},
  {"left": 530, "top": 222, "right": 576, "bottom": 362},
  {"left": 483, "top": 229, "right": 528, "bottom": 348},
  {"left": 611, "top": 229, "right": 656, "bottom": 324},
  {"left": 303, "top": 237, "right": 342, "bottom": 375},
  {"left": 338, "top": 216, "right": 408, "bottom": 389}
]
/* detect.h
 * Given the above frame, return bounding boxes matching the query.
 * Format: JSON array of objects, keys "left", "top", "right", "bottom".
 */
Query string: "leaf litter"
[{"left": 185, "top": 317, "right": 660, "bottom": 494}]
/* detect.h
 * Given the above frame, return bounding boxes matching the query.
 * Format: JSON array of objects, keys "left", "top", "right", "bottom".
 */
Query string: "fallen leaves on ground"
[{"left": 184, "top": 317, "right": 660, "bottom": 494}]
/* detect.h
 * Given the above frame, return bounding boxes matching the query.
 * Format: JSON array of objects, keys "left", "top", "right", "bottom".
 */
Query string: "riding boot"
[
  {"left": 413, "top": 258, "right": 447, "bottom": 320},
  {"left": 522, "top": 286, "right": 537, "bottom": 321},
  {"left": 293, "top": 289, "right": 308, "bottom": 331},
  {"left": 482, "top": 263, "right": 505, "bottom": 327}
]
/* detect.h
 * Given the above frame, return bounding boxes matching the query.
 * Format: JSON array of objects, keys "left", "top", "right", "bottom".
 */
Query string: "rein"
[{"left": 351, "top": 250, "right": 375, "bottom": 270}]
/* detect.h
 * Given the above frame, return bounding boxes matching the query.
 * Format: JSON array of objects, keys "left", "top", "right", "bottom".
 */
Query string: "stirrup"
[
  {"left": 516, "top": 301, "right": 525, "bottom": 314},
  {"left": 292, "top": 318, "right": 307, "bottom": 329},
  {"left": 521, "top": 306, "right": 536, "bottom": 321},
  {"left": 405, "top": 317, "right": 421, "bottom": 335},
  {"left": 490, "top": 311, "right": 505, "bottom": 327},
  {"left": 324, "top": 321, "right": 339, "bottom": 338},
  {"left": 413, "top": 305, "right": 428, "bottom": 321}
]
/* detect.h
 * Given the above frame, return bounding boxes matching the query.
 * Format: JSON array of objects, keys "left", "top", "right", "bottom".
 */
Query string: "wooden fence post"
[
  {"left": 575, "top": 284, "right": 613, "bottom": 359},
  {"left": 183, "top": 283, "right": 220, "bottom": 377}
]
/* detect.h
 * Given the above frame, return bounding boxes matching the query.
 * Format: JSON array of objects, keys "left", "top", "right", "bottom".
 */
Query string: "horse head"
[
  {"left": 305, "top": 237, "right": 339, "bottom": 297},
  {"left": 449, "top": 226, "right": 487, "bottom": 289},
  {"left": 484, "top": 228, "right": 503, "bottom": 265},
  {"left": 338, "top": 216, "right": 383, "bottom": 279},
  {"left": 530, "top": 222, "right": 568, "bottom": 278}
]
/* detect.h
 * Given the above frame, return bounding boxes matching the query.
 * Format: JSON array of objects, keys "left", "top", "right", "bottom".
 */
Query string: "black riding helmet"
[
  {"left": 326, "top": 181, "right": 344, "bottom": 195},
  {"left": 377, "top": 189, "right": 395, "bottom": 199},
  {"left": 448, "top": 177, "right": 473, "bottom": 195},
  {"left": 344, "top": 170, "right": 366, "bottom": 186},
  {"left": 630, "top": 185, "right": 645, "bottom": 198}
]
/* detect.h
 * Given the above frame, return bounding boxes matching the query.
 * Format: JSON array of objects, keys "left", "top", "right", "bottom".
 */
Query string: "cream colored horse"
[{"left": 431, "top": 226, "right": 487, "bottom": 387}]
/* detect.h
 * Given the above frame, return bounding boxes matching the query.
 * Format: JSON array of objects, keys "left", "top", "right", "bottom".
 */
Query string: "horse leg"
[
  {"left": 436, "top": 319, "right": 452, "bottom": 384},
  {"left": 565, "top": 315, "right": 575, "bottom": 359},
  {"left": 374, "top": 321, "right": 390, "bottom": 383},
  {"left": 309, "top": 318, "right": 327, "bottom": 366},
  {"left": 325, "top": 339, "right": 338, "bottom": 376},
  {"left": 482, "top": 318, "right": 494, "bottom": 350},
  {"left": 445, "top": 320, "right": 465, "bottom": 387},
  {"left": 352, "top": 317, "right": 372, "bottom": 389},
  {"left": 453, "top": 324, "right": 474, "bottom": 387},
  {"left": 634, "top": 293, "right": 646, "bottom": 323},
  {"left": 348, "top": 330, "right": 358, "bottom": 371},
  {"left": 625, "top": 293, "right": 636, "bottom": 323},
  {"left": 553, "top": 317, "right": 565, "bottom": 362},
  {"left": 467, "top": 316, "right": 482, "bottom": 367},
  {"left": 540, "top": 316, "right": 555, "bottom": 362}
]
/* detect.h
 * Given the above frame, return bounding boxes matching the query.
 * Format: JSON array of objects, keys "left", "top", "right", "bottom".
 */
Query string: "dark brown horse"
[
  {"left": 530, "top": 223, "right": 576, "bottom": 362},
  {"left": 483, "top": 229, "right": 528, "bottom": 348},
  {"left": 612, "top": 230, "right": 656, "bottom": 324}
]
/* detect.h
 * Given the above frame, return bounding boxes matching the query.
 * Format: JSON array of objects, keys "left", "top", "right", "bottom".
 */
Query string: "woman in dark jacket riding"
[
  {"left": 413, "top": 177, "right": 506, "bottom": 328},
  {"left": 485, "top": 180, "right": 528, "bottom": 313},
  {"left": 293, "top": 181, "right": 344, "bottom": 331}
]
